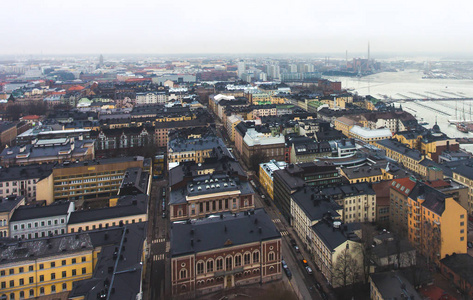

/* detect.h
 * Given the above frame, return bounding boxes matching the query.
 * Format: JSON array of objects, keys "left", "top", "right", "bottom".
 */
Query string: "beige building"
[{"left": 0, "top": 195, "right": 25, "bottom": 238}]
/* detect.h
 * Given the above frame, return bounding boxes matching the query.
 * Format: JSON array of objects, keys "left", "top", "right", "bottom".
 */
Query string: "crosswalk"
[
  {"left": 151, "top": 238, "right": 165, "bottom": 244},
  {"left": 153, "top": 254, "right": 165, "bottom": 261},
  {"left": 280, "top": 231, "right": 289, "bottom": 236},
  {"left": 272, "top": 219, "right": 281, "bottom": 224}
]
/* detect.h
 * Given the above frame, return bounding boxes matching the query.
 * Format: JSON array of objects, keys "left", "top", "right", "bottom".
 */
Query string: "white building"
[{"left": 135, "top": 92, "right": 168, "bottom": 105}]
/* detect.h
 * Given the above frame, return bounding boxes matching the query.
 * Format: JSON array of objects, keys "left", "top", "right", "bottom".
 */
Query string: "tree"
[
  {"left": 356, "top": 223, "right": 376, "bottom": 283},
  {"left": 249, "top": 151, "right": 268, "bottom": 173},
  {"left": 333, "top": 247, "right": 360, "bottom": 288}
]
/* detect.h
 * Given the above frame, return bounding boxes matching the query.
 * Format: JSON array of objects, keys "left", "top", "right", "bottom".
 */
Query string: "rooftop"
[
  {"left": 0, "top": 163, "right": 54, "bottom": 182},
  {"left": 370, "top": 271, "right": 422, "bottom": 300},
  {"left": 170, "top": 208, "right": 280, "bottom": 257},
  {"left": 0, "top": 195, "right": 25, "bottom": 213},
  {"left": 311, "top": 219, "right": 361, "bottom": 251},
  {"left": 10, "top": 202, "right": 73, "bottom": 222}
]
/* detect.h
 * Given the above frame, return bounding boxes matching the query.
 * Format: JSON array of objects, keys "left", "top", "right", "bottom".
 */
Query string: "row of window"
[
  {"left": 13, "top": 218, "right": 65, "bottom": 231},
  {"left": 0, "top": 257, "right": 86, "bottom": 277},
  {"left": 0, "top": 180, "right": 36, "bottom": 188},
  {"left": 189, "top": 251, "right": 265, "bottom": 278},
  {"left": 0, "top": 282, "right": 69, "bottom": 300}
]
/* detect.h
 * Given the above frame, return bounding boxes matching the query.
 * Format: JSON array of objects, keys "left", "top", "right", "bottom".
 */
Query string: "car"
[
  {"left": 162, "top": 211, "right": 167, "bottom": 218},
  {"left": 301, "top": 259, "right": 308, "bottom": 266},
  {"left": 315, "top": 281, "right": 322, "bottom": 291},
  {"left": 284, "top": 267, "right": 292, "bottom": 279},
  {"left": 290, "top": 239, "right": 297, "bottom": 246},
  {"left": 281, "top": 259, "right": 288, "bottom": 269},
  {"left": 305, "top": 266, "right": 313, "bottom": 275},
  {"left": 468, "top": 241, "right": 473, "bottom": 248},
  {"left": 294, "top": 245, "right": 300, "bottom": 253}
]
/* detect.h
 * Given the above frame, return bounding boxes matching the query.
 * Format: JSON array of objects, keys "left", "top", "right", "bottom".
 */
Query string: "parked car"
[
  {"left": 290, "top": 239, "right": 297, "bottom": 246},
  {"left": 284, "top": 267, "right": 292, "bottom": 279},
  {"left": 305, "top": 266, "right": 313, "bottom": 275},
  {"left": 281, "top": 259, "right": 288, "bottom": 269},
  {"left": 315, "top": 281, "right": 322, "bottom": 291},
  {"left": 294, "top": 245, "right": 300, "bottom": 253},
  {"left": 162, "top": 211, "right": 167, "bottom": 218}
]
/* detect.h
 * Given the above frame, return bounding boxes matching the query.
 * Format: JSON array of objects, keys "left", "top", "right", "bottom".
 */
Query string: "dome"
[{"left": 432, "top": 123, "right": 440, "bottom": 133}]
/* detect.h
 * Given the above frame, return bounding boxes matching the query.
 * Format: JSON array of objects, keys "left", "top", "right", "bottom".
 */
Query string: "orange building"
[{"left": 407, "top": 182, "right": 467, "bottom": 264}]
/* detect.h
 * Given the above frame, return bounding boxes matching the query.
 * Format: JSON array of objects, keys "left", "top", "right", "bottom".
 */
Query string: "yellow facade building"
[
  {"left": 407, "top": 183, "right": 467, "bottom": 264},
  {"left": 258, "top": 160, "right": 287, "bottom": 200}
]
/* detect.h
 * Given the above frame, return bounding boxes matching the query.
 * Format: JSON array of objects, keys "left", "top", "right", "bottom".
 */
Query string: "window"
[
  {"left": 62, "top": 271, "right": 66, "bottom": 278},
  {"left": 29, "top": 290, "right": 34, "bottom": 297},
  {"left": 39, "top": 275, "right": 44, "bottom": 282},
  {"left": 9, "top": 294, "right": 13, "bottom": 300},
  {"left": 72, "top": 258, "right": 76, "bottom": 264},
  {"left": 244, "top": 253, "right": 251, "bottom": 265},
  {"left": 461, "top": 237, "right": 465, "bottom": 241},
  {"left": 0, "top": 270, "right": 4, "bottom": 276},
  {"left": 235, "top": 255, "right": 242, "bottom": 267},
  {"left": 62, "top": 260, "right": 66, "bottom": 266},
  {"left": 1, "top": 282, "right": 5, "bottom": 289},
  {"left": 180, "top": 269, "right": 187, "bottom": 279},
  {"left": 9, "top": 269, "right": 14, "bottom": 275},
  {"left": 19, "top": 278, "right": 24, "bottom": 286},
  {"left": 253, "top": 251, "right": 260, "bottom": 263},
  {"left": 40, "top": 287, "right": 44, "bottom": 295},
  {"left": 51, "top": 262, "right": 55, "bottom": 268},
  {"left": 62, "top": 283, "right": 67, "bottom": 290},
  {"left": 82, "top": 268, "right": 86, "bottom": 274},
  {"left": 207, "top": 260, "right": 214, "bottom": 272},
  {"left": 9, "top": 280, "right": 14, "bottom": 288},
  {"left": 19, "top": 267, "right": 23, "bottom": 273},
  {"left": 226, "top": 256, "right": 232, "bottom": 270},
  {"left": 196, "top": 261, "right": 204, "bottom": 275},
  {"left": 51, "top": 273, "right": 55, "bottom": 280},
  {"left": 72, "top": 269, "right": 76, "bottom": 276},
  {"left": 216, "top": 258, "right": 223, "bottom": 271},
  {"left": 39, "top": 264, "right": 44, "bottom": 270},
  {"left": 51, "top": 285, "right": 56, "bottom": 293},
  {"left": 19, "top": 291, "right": 24, "bottom": 299},
  {"left": 82, "top": 256, "right": 86, "bottom": 262},
  {"left": 29, "top": 277, "right": 33, "bottom": 284},
  {"left": 268, "top": 252, "right": 275, "bottom": 261}
]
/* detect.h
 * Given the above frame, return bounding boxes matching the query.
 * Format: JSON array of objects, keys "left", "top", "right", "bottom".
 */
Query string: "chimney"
[{"left": 446, "top": 140, "right": 450, "bottom": 151}]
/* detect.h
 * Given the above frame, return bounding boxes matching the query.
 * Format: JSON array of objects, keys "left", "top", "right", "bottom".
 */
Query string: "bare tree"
[
  {"left": 356, "top": 224, "right": 376, "bottom": 283},
  {"left": 333, "top": 247, "right": 360, "bottom": 288}
]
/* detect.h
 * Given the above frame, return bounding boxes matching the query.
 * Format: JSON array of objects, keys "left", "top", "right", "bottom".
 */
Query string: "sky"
[{"left": 2, "top": 0, "right": 473, "bottom": 56}]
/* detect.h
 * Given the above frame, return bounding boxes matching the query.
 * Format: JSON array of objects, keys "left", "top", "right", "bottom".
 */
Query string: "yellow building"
[
  {"left": 0, "top": 234, "right": 94, "bottom": 299},
  {"left": 335, "top": 94, "right": 353, "bottom": 109},
  {"left": 67, "top": 194, "right": 148, "bottom": 233},
  {"left": 452, "top": 165, "right": 473, "bottom": 215},
  {"left": 0, "top": 195, "right": 25, "bottom": 238},
  {"left": 0, "top": 224, "right": 148, "bottom": 300},
  {"left": 36, "top": 156, "right": 150, "bottom": 206},
  {"left": 407, "top": 183, "right": 467, "bottom": 264},
  {"left": 333, "top": 117, "right": 357, "bottom": 137},
  {"left": 168, "top": 135, "right": 227, "bottom": 166},
  {"left": 340, "top": 165, "right": 383, "bottom": 184},
  {"left": 258, "top": 160, "right": 287, "bottom": 200},
  {"left": 376, "top": 139, "right": 424, "bottom": 174}
]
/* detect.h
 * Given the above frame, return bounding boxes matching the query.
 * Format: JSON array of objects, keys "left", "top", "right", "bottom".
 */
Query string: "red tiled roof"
[
  {"left": 391, "top": 177, "right": 416, "bottom": 196},
  {"left": 425, "top": 179, "right": 450, "bottom": 189},
  {"left": 21, "top": 115, "right": 41, "bottom": 120},
  {"left": 67, "top": 85, "right": 85, "bottom": 91}
]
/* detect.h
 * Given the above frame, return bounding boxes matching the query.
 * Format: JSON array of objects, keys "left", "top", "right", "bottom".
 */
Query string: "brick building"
[{"left": 170, "top": 208, "right": 281, "bottom": 297}]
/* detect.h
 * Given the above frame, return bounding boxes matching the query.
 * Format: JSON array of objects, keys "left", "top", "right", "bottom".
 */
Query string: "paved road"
[{"left": 145, "top": 180, "right": 169, "bottom": 300}]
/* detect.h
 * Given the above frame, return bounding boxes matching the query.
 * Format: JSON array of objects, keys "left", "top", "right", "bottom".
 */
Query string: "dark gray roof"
[
  {"left": 440, "top": 254, "right": 473, "bottom": 287},
  {"left": 341, "top": 164, "right": 384, "bottom": 179},
  {"left": 291, "top": 187, "right": 341, "bottom": 222},
  {"left": 372, "top": 239, "right": 415, "bottom": 259},
  {"left": 70, "top": 223, "right": 147, "bottom": 300},
  {"left": 321, "top": 183, "right": 375, "bottom": 199},
  {"left": 0, "top": 232, "right": 93, "bottom": 265},
  {"left": 409, "top": 182, "right": 446, "bottom": 215},
  {"left": 10, "top": 202, "right": 72, "bottom": 222},
  {"left": 0, "top": 195, "right": 24, "bottom": 213},
  {"left": 55, "top": 156, "right": 148, "bottom": 169},
  {"left": 170, "top": 208, "right": 280, "bottom": 257},
  {"left": 370, "top": 271, "right": 422, "bottom": 300},
  {"left": 68, "top": 195, "right": 148, "bottom": 224},
  {"left": 0, "top": 164, "right": 54, "bottom": 182},
  {"left": 311, "top": 219, "right": 361, "bottom": 251},
  {"left": 118, "top": 168, "right": 149, "bottom": 196},
  {"left": 376, "top": 139, "right": 422, "bottom": 160}
]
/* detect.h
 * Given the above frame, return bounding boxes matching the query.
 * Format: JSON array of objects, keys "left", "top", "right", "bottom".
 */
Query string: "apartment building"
[
  {"left": 0, "top": 195, "right": 25, "bottom": 238},
  {"left": 258, "top": 160, "right": 287, "bottom": 200},
  {"left": 36, "top": 156, "right": 150, "bottom": 207},
  {"left": 0, "top": 164, "right": 54, "bottom": 202},
  {"left": 9, "top": 202, "right": 74, "bottom": 239},
  {"left": 389, "top": 177, "right": 417, "bottom": 235},
  {"left": 407, "top": 182, "right": 467, "bottom": 263}
]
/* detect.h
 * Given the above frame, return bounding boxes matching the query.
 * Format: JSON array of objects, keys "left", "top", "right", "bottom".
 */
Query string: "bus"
[{"left": 153, "top": 154, "right": 165, "bottom": 179}]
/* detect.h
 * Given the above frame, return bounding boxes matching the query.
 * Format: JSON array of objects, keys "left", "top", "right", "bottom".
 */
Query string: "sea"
[{"left": 323, "top": 70, "right": 473, "bottom": 153}]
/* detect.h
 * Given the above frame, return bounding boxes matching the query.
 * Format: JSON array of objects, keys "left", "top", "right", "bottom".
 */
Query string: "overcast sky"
[{"left": 2, "top": 0, "right": 472, "bottom": 56}]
